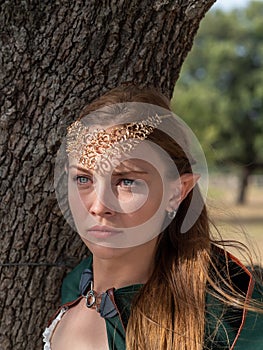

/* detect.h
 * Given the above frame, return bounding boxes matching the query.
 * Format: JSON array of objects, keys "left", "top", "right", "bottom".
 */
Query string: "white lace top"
[{"left": 42, "top": 307, "right": 68, "bottom": 350}]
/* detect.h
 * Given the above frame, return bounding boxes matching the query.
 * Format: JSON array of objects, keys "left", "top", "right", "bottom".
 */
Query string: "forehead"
[
  {"left": 66, "top": 113, "right": 175, "bottom": 177},
  {"left": 68, "top": 139, "right": 170, "bottom": 175},
  {"left": 113, "top": 157, "right": 158, "bottom": 174}
]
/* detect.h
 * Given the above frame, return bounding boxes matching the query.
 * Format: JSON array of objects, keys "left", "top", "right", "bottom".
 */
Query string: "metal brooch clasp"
[{"left": 85, "top": 281, "right": 96, "bottom": 308}]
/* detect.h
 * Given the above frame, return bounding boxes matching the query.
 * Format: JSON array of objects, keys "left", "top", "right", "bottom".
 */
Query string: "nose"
[{"left": 87, "top": 185, "right": 115, "bottom": 218}]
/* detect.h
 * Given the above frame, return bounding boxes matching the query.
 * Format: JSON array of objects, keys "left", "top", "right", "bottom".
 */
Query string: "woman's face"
[{"left": 67, "top": 139, "right": 179, "bottom": 256}]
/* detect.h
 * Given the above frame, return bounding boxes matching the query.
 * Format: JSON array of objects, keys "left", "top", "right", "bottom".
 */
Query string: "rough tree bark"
[{"left": 0, "top": 0, "right": 215, "bottom": 348}]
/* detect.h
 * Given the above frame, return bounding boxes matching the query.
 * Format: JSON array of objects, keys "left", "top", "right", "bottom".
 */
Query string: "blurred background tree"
[{"left": 172, "top": 0, "right": 263, "bottom": 204}]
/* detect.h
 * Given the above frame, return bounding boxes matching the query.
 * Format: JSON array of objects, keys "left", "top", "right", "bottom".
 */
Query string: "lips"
[{"left": 87, "top": 225, "right": 122, "bottom": 239}]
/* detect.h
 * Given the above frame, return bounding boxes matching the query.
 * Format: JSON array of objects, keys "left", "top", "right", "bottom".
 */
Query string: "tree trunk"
[
  {"left": 237, "top": 166, "right": 251, "bottom": 205},
  {"left": 0, "top": 0, "right": 215, "bottom": 348},
  {"left": 237, "top": 163, "right": 262, "bottom": 205}
]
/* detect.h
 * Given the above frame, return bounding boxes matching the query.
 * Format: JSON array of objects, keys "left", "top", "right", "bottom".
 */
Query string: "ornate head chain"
[{"left": 66, "top": 114, "right": 162, "bottom": 170}]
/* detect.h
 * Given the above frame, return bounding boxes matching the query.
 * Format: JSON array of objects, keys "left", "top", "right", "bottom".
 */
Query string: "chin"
[{"left": 81, "top": 237, "right": 130, "bottom": 259}]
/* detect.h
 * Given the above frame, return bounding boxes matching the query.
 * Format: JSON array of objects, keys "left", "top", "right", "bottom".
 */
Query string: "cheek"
[
  {"left": 128, "top": 177, "right": 164, "bottom": 216},
  {"left": 68, "top": 186, "right": 88, "bottom": 218},
  {"left": 68, "top": 189, "right": 97, "bottom": 233},
  {"left": 144, "top": 190, "right": 164, "bottom": 217},
  {"left": 126, "top": 189, "right": 165, "bottom": 225},
  {"left": 116, "top": 192, "right": 149, "bottom": 214}
]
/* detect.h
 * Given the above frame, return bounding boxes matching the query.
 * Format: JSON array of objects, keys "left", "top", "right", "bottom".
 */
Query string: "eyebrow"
[
  {"left": 68, "top": 165, "right": 93, "bottom": 174},
  {"left": 112, "top": 170, "right": 148, "bottom": 176},
  {"left": 68, "top": 165, "right": 148, "bottom": 176}
]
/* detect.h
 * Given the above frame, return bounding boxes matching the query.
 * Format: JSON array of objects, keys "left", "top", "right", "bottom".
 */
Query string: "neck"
[{"left": 91, "top": 238, "right": 158, "bottom": 293}]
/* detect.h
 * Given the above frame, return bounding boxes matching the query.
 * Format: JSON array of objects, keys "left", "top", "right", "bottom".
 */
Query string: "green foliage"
[{"left": 172, "top": 1, "right": 263, "bottom": 170}]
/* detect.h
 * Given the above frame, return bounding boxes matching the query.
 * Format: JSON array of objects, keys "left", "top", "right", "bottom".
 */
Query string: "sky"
[{"left": 212, "top": 0, "right": 254, "bottom": 11}]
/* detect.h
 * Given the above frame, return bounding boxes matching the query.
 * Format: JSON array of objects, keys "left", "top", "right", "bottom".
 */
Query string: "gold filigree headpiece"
[{"left": 66, "top": 114, "right": 162, "bottom": 170}]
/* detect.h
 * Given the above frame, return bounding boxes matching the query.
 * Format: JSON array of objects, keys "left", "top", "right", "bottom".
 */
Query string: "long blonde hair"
[{"left": 79, "top": 85, "right": 262, "bottom": 350}]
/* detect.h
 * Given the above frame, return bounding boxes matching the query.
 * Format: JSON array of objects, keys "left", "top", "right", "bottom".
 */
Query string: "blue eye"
[
  {"left": 73, "top": 175, "right": 91, "bottom": 185},
  {"left": 121, "top": 179, "right": 135, "bottom": 187}
]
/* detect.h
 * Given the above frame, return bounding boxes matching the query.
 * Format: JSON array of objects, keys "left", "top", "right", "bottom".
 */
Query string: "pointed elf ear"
[{"left": 166, "top": 173, "right": 200, "bottom": 211}]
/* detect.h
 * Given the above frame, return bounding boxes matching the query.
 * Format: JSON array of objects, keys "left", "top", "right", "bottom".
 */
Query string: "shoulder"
[
  {"left": 235, "top": 281, "right": 263, "bottom": 350},
  {"left": 61, "top": 255, "right": 93, "bottom": 304},
  {"left": 207, "top": 247, "right": 263, "bottom": 349}
]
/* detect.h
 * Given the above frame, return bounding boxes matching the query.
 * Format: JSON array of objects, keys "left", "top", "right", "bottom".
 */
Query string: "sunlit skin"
[
  {"left": 67, "top": 141, "right": 171, "bottom": 289},
  {"left": 68, "top": 159, "right": 166, "bottom": 289},
  {"left": 51, "top": 140, "right": 198, "bottom": 350},
  {"left": 67, "top": 140, "right": 198, "bottom": 292}
]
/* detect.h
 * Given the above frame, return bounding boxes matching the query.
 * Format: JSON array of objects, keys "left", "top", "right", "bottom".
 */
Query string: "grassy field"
[{"left": 207, "top": 175, "right": 263, "bottom": 266}]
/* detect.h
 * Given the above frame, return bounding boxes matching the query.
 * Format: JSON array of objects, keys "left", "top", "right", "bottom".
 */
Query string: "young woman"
[{"left": 43, "top": 85, "right": 263, "bottom": 350}]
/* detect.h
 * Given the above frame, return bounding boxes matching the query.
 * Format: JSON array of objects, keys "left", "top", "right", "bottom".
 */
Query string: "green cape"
[{"left": 58, "top": 252, "right": 263, "bottom": 349}]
